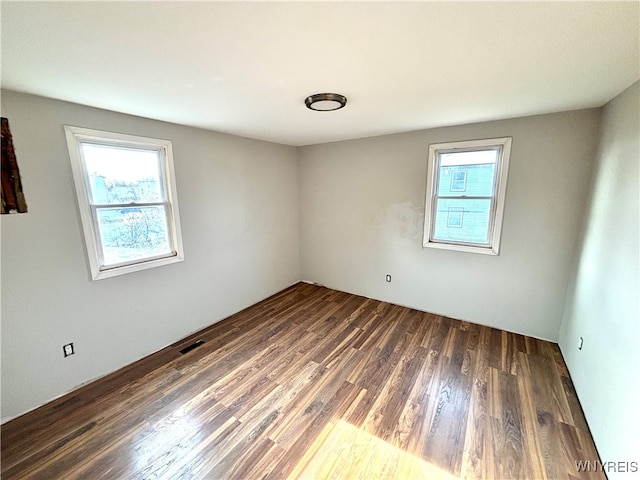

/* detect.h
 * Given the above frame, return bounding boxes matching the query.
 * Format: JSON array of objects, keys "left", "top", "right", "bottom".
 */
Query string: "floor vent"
[{"left": 179, "top": 340, "right": 205, "bottom": 355}]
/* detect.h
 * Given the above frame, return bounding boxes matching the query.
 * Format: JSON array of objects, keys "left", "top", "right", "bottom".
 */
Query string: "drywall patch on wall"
[{"left": 369, "top": 201, "right": 424, "bottom": 245}]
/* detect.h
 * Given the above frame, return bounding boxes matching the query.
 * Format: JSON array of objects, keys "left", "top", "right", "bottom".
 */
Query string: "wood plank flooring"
[{"left": 1, "top": 282, "right": 604, "bottom": 479}]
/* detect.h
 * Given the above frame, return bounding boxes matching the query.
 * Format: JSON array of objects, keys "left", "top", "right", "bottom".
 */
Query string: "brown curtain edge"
[{"left": 1, "top": 117, "right": 28, "bottom": 214}]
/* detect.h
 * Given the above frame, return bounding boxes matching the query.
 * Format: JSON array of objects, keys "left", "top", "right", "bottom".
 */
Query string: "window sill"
[
  {"left": 423, "top": 240, "right": 499, "bottom": 255},
  {"left": 93, "top": 253, "right": 184, "bottom": 280}
]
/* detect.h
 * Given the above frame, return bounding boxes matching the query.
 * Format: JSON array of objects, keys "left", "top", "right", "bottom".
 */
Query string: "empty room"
[{"left": 1, "top": 2, "right": 638, "bottom": 479}]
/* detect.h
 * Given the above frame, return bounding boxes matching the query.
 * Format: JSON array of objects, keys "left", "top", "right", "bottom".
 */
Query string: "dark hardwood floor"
[{"left": 1, "top": 282, "right": 603, "bottom": 479}]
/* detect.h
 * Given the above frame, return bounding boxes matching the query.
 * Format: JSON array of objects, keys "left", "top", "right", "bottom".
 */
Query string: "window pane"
[
  {"left": 437, "top": 150, "right": 497, "bottom": 197},
  {"left": 95, "top": 205, "right": 173, "bottom": 267},
  {"left": 82, "top": 143, "right": 165, "bottom": 204},
  {"left": 432, "top": 198, "right": 492, "bottom": 244}
]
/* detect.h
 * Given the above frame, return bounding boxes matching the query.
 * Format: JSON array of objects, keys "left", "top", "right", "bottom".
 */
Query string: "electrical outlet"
[
  {"left": 63, "top": 343, "right": 75, "bottom": 357},
  {"left": 385, "top": 274, "right": 391, "bottom": 282},
  {"left": 578, "top": 337, "right": 583, "bottom": 350}
]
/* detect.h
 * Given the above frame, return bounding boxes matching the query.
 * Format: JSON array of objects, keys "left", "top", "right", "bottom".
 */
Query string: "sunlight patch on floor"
[{"left": 288, "top": 419, "right": 459, "bottom": 480}]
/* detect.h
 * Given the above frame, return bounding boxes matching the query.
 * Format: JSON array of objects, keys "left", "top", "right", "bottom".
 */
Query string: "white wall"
[
  {"left": 0, "top": 90, "right": 300, "bottom": 421},
  {"left": 299, "top": 109, "right": 601, "bottom": 341},
  {"left": 559, "top": 82, "right": 639, "bottom": 475}
]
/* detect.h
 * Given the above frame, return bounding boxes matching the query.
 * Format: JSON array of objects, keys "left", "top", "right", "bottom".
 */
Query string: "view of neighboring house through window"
[
  {"left": 65, "top": 127, "right": 184, "bottom": 279},
  {"left": 450, "top": 170, "right": 467, "bottom": 192},
  {"left": 423, "top": 137, "right": 512, "bottom": 255}
]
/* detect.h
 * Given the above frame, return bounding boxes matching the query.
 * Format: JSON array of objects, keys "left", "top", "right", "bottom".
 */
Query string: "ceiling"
[{"left": 2, "top": 2, "right": 638, "bottom": 147}]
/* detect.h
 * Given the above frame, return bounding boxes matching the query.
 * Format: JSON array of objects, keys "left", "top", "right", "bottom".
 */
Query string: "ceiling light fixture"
[{"left": 305, "top": 93, "right": 347, "bottom": 111}]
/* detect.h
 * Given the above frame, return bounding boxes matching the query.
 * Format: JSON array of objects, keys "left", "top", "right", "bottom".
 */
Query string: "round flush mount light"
[{"left": 305, "top": 93, "right": 347, "bottom": 111}]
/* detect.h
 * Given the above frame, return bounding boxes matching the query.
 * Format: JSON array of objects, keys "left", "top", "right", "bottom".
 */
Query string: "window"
[
  {"left": 65, "top": 126, "right": 184, "bottom": 279},
  {"left": 423, "top": 137, "right": 511, "bottom": 255},
  {"left": 450, "top": 170, "right": 467, "bottom": 192}
]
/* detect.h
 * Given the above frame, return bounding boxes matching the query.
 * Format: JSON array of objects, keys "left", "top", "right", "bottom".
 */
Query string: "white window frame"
[
  {"left": 65, "top": 126, "right": 184, "bottom": 280},
  {"left": 423, "top": 137, "right": 512, "bottom": 255}
]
